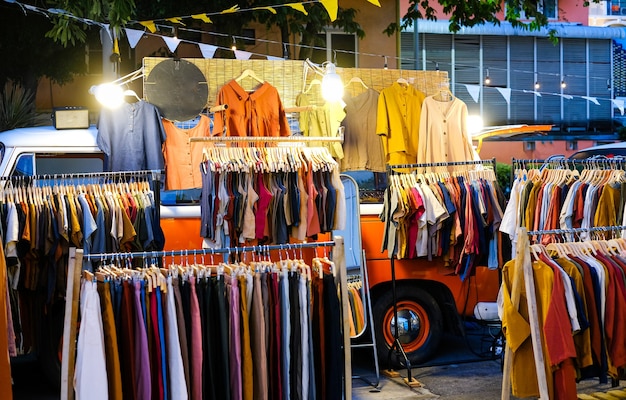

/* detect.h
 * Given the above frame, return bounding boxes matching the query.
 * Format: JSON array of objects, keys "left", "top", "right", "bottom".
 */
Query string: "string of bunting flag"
[{"left": 2, "top": 0, "right": 620, "bottom": 112}]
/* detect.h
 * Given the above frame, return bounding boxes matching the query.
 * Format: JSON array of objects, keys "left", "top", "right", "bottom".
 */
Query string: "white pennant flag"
[
  {"left": 198, "top": 43, "right": 218, "bottom": 59},
  {"left": 266, "top": 55, "right": 283, "bottom": 61},
  {"left": 495, "top": 87, "right": 511, "bottom": 104},
  {"left": 522, "top": 90, "right": 542, "bottom": 97},
  {"left": 464, "top": 84, "right": 481, "bottom": 103},
  {"left": 582, "top": 96, "right": 600, "bottom": 106},
  {"left": 162, "top": 36, "right": 181, "bottom": 53},
  {"left": 613, "top": 99, "right": 625, "bottom": 115},
  {"left": 125, "top": 28, "right": 144, "bottom": 49},
  {"left": 102, "top": 24, "right": 112, "bottom": 43},
  {"left": 560, "top": 94, "right": 573, "bottom": 100},
  {"left": 234, "top": 50, "right": 253, "bottom": 60}
]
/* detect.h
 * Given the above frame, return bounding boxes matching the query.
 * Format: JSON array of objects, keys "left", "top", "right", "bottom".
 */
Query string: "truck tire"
[{"left": 373, "top": 285, "right": 443, "bottom": 368}]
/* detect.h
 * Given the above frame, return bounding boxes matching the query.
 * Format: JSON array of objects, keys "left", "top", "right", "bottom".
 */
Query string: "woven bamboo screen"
[{"left": 143, "top": 57, "right": 449, "bottom": 109}]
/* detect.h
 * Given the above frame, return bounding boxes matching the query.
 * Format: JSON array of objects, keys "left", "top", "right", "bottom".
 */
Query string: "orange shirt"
[
  {"left": 162, "top": 115, "right": 211, "bottom": 190},
  {"left": 213, "top": 80, "right": 291, "bottom": 137}
]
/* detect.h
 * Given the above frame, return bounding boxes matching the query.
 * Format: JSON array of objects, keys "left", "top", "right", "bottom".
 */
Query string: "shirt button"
[
  {"left": 443, "top": 132, "right": 446, "bottom": 135},
  {"left": 443, "top": 119, "right": 446, "bottom": 123}
]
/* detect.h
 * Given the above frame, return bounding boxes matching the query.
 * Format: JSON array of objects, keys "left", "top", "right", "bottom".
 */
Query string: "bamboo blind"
[{"left": 143, "top": 57, "right": 449, "bottom": 109}]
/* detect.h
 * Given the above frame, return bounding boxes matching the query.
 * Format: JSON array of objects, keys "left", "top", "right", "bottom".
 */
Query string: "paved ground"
[{"left": 350, "top": 321, "right": 625, "bottom": 400}]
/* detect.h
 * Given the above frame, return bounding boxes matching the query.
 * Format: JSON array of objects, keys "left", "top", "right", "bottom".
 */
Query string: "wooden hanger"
[
  {"left": 303, "top": 78, "right": 322, "bottom": 94},
  {"left": 234, "top": 69, "right": 264, "bottom": 84},
  {"left": 344, "top": 76, "right": 368, "bottom": 89}
]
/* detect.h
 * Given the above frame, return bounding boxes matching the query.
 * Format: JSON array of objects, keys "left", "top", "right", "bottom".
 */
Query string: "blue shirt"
[{"left": 97, "top": 100, "right": 166, "bottom": 172}]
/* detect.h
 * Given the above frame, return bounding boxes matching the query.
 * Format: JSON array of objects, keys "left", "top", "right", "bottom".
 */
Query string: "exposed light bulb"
[
  {"left": 321, "top": 62, "right": 344, "bottom": 102},
  {"left": 383, "top": 56, "right": 388, "bottom": 70},
  {"left": 231, "top": 37, "right": 237, "bottom": 51},
  {"left": 484, "top": 69, "right": 490, "bottom": 85},
  {"left": 560, "top": 79, "right": 566, "bottom": 89},
  {"left": 534, "top": 81, "right": 540, "bottom": 90}
]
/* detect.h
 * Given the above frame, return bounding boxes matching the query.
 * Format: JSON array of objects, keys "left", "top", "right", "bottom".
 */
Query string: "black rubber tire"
[{"left": 372, "top": 285, "right": 444, "bottom": 368}]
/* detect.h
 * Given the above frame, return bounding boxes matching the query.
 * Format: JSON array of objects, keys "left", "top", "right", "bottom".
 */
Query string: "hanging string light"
[
  {"left": 534, "top": 73, "right": 540, "bottom": 90},
  {"left": 484, "top": 68, "right": 490, "bottom": 85},
  {"left": 560, "top": 77, "right": 567, "bottom": 89},
  {"left": 231, "top": 36, "right": 237, "bottom": 51},
  {"left": 383, "top": 56, "right": 388, "bottom": 70}
]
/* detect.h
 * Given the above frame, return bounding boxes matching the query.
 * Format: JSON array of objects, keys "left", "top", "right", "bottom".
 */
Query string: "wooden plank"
[{"left": 60, "top": 248, "right": 83, "bottom": 400}]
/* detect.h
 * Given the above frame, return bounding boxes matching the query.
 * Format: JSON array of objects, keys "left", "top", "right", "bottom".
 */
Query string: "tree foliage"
[{"left": 0, "top": 3, "right": 88, "bottom": 95}]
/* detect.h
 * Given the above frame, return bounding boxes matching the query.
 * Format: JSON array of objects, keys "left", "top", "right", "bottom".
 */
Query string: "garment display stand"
[
  {"left": 61, "top": 238, "right": 352, "bottom": 400},
  {"left": 502, "top": 224, "right": 626, "bottom": 400},
  {"left": 384, "top": 158, "right": 497, "bottom": 387},
  {"left": 0, "top": 169, "right": 164, "bottom": 217}
]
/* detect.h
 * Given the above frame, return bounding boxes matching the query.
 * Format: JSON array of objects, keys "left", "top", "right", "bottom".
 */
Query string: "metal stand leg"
[{"left": 382, "top": 257, "right": 422, "bottom": 387}]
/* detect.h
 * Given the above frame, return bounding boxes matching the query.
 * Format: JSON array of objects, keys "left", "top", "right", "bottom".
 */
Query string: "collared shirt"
[
  {"left": 213, "top": 80, "right": 291, "bottom": 137},
  {"left": 97, "top": 100, "right": 166, "bottom": 172},
  {"left": 376, "top": 82, "right": 425, "bottom": 165}
]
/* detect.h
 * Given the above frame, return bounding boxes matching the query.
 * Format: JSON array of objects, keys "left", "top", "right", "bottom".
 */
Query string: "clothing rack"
[
  {"left": 383, "top": 158, "right": 497, "bottom": 387},
  {"left": 0, "top": 169, "right": 164, "bottom": 236},
  {"left": 60, "top": 237, "right": 352, "bottom": 400},
  {"left": 189, "top": 134, "right": 343, "bottom": 143},
  {"left": 502, "top": 225, "right": 626, "bottom": 399}
]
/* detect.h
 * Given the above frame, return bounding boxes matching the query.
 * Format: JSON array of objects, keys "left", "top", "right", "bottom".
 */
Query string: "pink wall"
[{"left": 399, "top": 0, "right": 589, "bottom": 25}]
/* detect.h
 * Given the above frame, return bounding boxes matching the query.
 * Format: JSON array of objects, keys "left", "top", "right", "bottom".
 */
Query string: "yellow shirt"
[
  {"left": 376, "top": 82, "right": 425, "bottom": 165},
  {"left": 594, "top": 183, "right": 620, "bottom": 229}
]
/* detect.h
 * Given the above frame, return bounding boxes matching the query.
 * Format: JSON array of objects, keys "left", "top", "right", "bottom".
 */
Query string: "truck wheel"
[{"left": 373, "top": 285, "right": 443, "bottom": 368}]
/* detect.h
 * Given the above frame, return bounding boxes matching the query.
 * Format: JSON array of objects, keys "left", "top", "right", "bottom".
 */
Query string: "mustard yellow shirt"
[{"left": 376, "top": 82, "right": 425, "bottom": 165}]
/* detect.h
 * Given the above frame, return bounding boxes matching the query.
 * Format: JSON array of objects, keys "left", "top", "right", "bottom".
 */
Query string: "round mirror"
[{"left": 144, "top": 59, "right": 208, "bottom": 121}]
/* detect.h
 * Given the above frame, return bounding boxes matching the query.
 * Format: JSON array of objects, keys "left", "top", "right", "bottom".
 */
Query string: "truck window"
[
  {"left": 342, "top": 170, "right": 386, "bottom": 203},
  {"left": 11, "top": 153, "right": 105, "bottom": 177}
]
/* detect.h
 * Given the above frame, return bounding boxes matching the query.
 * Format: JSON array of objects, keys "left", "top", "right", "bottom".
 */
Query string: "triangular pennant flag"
[
  {"left": 523, "top": 90, "right": 542, "bottom": 97},
  {"left": 267, "top": 55, "right": 283, "bottom": 61},
  {"left": 191, "top": 14, "right": 213, "bottom": 24},
  {"left": 102, "top": 24, "right": 112, "bottom": 42},
  {"left": 162, "top": 36, "right": 181, "bottom": 53},
  {"left": 253, "top": 6, "right": 277, "bottom": 13},
  {"left": 495, "top": 87, "right": 511, "bottom": 104},
  {"left": 560, "top": 94, "right": 573, "bottom": 100},
  {"left": 234, "top": 50, "right": 252, "bottom": 60},
  {"left": 582, "top": 96, "right": 600, "bottom": 105},
  {"left": 198, "top": 43, "right": 218, "bottom": 59},
  {"left": 320, "top": 0, "right": 338, "bottom": 21},
  {"left": 287, "top": 3, "right": 308, "bottom": 15},
  {"left": 125, "top": 28, "right": 144, "bottom": 49},
  {"left": 221, "top": 5, "right": 241, "bottom": 13},
  {"left": 139, "top": 21, "right": 157, "bottom": 33},
  {"left": 366, "top": 0, "right": 382, "bottom": 6},
  {"left": 166, "top": 17, "right": 185, "bottom": 25},
  {"left": 613, "top": 99, "right": 625, "bottom": 115},
  {"left": 464, "top": 84, "right": 481, "bottom": 103}
]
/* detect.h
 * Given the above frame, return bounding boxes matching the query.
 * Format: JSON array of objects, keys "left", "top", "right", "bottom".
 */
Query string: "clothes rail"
[
  {"left": 0, "top": 169, "right": 163, "bottom": 181},
  {"left": 190, "top": 134, "right": 343, "bottom": 143},
  {"left": 61, "top": 237, "right": 352, "bottom": 400},
  {"left": 83, "top": 240, "right": 336, "bottom": 261},
  {"left": 382, "top": 157, "right": 497, "bottom": 387},
  {"left": 512, "top": 157, "right": 626, "bottom": 168},
  {"left": 527, "top": 225, "right": 626, "bottom": 237},
  {"left": 387, "top": 157, "right": 496, "bottom": 172}
]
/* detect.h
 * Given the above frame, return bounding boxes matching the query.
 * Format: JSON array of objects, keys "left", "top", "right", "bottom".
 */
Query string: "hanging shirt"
[
  {"left": 296, "top": 93, "right": 345, "bottom": 159},
  {"left": 341, "top": 88, "right": 385, "bottom": 172},
  {"left": 162, "top": 115, "right": 211, "bottom": 190},
  {"left": 376, "top": 82, "right": 425, "bottom": 165},
  {"left": 213, "top": 80, "right": 291, "bottom": 137},
  {"left": 417, "top": 96, "right": 478, "bottom": 166},
  {"left": 97, "top": 100, "right": 166, "bottom": 172}
]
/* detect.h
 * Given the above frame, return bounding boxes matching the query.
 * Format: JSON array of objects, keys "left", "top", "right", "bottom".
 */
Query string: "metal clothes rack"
[
  {"left": 60, "top": 237, "right": 352, "bottom": 400},
  {"left": 189, "top": 134, "right": 343, "bottom": 143},
  {"left": 502, "top": 225, "right": 626, "bottom": 400},
  {"left": 384, "top": 158, "right": 497, "bottom": 387},
  {"left": 0, "top": 169, "right": 164, "bottom": 213}
]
